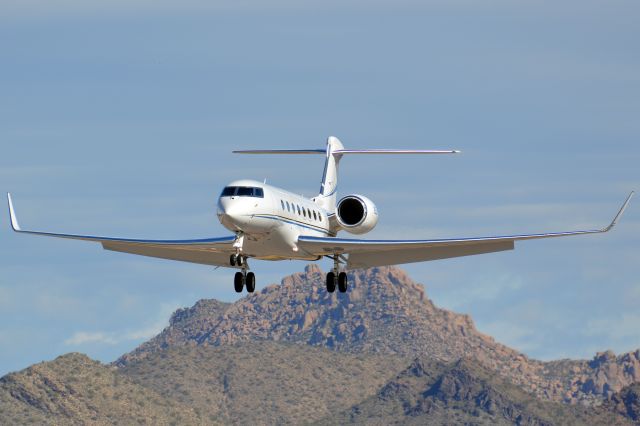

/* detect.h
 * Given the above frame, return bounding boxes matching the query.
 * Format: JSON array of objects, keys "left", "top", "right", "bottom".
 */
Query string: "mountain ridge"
[{"left": 117, "top": 265, "right": 640, "bottom": 406}]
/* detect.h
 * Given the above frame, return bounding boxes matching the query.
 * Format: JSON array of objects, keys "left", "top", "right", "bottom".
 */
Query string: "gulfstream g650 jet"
[{"left": 7, "top": 136, "right": 634, "bottom": 294}]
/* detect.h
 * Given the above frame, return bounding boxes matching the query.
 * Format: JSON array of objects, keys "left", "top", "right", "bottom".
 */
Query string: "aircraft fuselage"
[{"left": 216, "top": 179, "right": 332, "bottom": 261}]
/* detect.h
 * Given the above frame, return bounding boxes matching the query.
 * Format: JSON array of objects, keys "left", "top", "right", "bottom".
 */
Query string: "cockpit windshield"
[{"left": 220, "top": 186, "right": 264, "bottom": 198}]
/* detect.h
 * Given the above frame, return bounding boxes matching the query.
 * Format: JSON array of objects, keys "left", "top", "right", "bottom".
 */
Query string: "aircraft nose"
[
  {"left": 217, "top": 198, "right": 244, "bottom": 229},
  {"left": 220, "top": 204, "right": 241, "bottom": 218}
]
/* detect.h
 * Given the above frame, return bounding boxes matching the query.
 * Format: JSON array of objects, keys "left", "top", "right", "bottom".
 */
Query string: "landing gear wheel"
[
  {"left": 236, "top": 256, "right": 244, "bottom": 267},
  {"left": 246, "top": 272, "right": 256, "bottom": 293},
  {"left": 326, "top": 272, "right": 336, "bottom": 293},
  {"left": 234, "top": 272, "right": 244, "bottom": 293},
  {"left": 338, "top": 272, "right": 348, "bottom": 293},
  {"left": 229, "top": 254, "right": 237, "bottom": 266}
]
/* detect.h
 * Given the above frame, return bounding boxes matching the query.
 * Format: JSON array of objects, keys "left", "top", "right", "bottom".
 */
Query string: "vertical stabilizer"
[{"left": 316, "top": 136, "right": 344, "bottom": 211}]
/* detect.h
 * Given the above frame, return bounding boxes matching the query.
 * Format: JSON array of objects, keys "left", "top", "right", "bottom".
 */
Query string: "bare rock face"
[
  {"left": 606, "top": 383, "right": 640, "bottom": 421},
  {"left": 116, "top": 265, "right": 640, "bottom": 406},
  {"left": 583, "top": 351, "right": 640, "bottom": 396},
  {"left": 117, "top": 265, "right": 508, "bottom": 365}
]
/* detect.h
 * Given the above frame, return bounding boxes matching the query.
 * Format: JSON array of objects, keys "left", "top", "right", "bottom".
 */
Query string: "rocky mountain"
[
  {"left": 0, "top": 353, "right": 201, "bottom": 425},
  {"left": 1, "top": 344, "right": 631, "bottom": 425},
  {"left": 321, "top": 358, "right": 627, "bottom": 426},
  {"left": 1, "top": 265, "right": 639, "bottom": 425},
  {"left": 117, "top": 265, "right": 640, "bottom": 406}
]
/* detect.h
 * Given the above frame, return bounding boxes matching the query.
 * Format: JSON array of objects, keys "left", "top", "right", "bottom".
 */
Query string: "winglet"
[
  {"left": 602, "top": 191, "right": 634, "bottom": 232},
  {"left": 7, "top": 193, "right": 21, "bottom": 231}
]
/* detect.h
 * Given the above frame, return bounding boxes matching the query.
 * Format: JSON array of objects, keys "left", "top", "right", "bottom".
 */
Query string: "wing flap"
[
  {"left": 347, "top": 241, "right": 514, "bottom": 269},
  {"left": 102, "top": 242, "right": 236, "bottom": 267}
]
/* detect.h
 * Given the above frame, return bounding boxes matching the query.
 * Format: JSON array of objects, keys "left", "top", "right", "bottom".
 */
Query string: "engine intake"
[{"left": 336, "top": 195, "right": 378, "bottom": 235}]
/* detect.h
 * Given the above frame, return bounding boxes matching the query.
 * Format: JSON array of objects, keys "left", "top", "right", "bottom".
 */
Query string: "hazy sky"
[{"left": 1, "top": 0, "right": 639, "bottom": 376}]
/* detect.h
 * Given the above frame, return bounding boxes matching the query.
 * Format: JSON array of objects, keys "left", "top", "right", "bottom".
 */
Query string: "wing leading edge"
[
  {"left": 7, "top": 194, "right": 237, "bottom": 267},
  {"left": 297, "top": 192, "right": 634, "bottom": 269}
]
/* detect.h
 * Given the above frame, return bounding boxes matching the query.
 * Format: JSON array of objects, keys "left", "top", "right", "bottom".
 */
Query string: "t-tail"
[{"left": 233, "top": 136, "right": 460, "bottom": 211}]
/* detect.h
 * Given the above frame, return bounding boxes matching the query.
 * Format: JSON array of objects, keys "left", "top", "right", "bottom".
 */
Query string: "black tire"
[
  {"left": 236, "top": 256, "right": 244, "bottom": 267},
  {"left": 246, "top": 272, "right": 256, "bottom": 293},
  {"left": 326, "top": 272, "right": 336, "bottom": 293},
  {"left": 234, "top": 272, "right": 244, "bottom": 293},
  {"left": 229, "top": 254, "right": 236, "bottom": 266},
  {"left": 338, "top": 272, "right": 348, "bottom": 293}
]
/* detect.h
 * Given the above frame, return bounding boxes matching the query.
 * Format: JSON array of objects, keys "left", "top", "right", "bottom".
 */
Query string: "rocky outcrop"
[
  {"left": 116, "top": 265, "right": 515, "bottom": 366},
  {"left": 605, "top": 383, "right": 640, "bottom": 422}
]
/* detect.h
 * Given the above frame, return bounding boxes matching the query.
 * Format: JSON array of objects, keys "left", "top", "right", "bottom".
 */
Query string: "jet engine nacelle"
[{"left": 335, "top": 194, "right": 379, "bottom": 235}]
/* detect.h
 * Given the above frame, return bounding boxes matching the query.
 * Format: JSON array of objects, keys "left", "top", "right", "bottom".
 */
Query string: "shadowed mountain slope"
[{"left": 319, "top": 358, "right": 630, "bottom": 426}]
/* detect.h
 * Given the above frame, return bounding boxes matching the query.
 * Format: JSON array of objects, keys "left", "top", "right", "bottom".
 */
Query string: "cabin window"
[
  {"left": 281, "top": 200, "right": 285, "bottom": 210},
  {"left": 296, "top": 205, "right": 301, "bottom": 215},
  {"left": 313, "top": 211, "right": 317, "bottom": 221},
  {"left": 286, "top": 201, "right": 290, "bottom": 212}
]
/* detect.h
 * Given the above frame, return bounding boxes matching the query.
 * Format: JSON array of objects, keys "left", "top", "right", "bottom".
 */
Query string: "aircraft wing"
[
  {"left": 7, "top": 194, "right": 237, "bottom": 267},
  {"left": 298, "top": 192, "right": 634, "bottom": 269}
]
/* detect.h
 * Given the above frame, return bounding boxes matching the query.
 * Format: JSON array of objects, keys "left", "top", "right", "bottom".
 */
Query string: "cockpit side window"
[{"left": 221, "top": 187, "right": 236, "bottom": 197}]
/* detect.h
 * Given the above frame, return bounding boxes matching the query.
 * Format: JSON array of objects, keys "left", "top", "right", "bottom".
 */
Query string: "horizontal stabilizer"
[
  {"left": 334, "top": 149, "right": 460, "bottom": 155},
  {"left": 233, "top": 148, "right": 460, "bottom": 155},
  {"left": 233, "top": 149, "right": 326, "bottom": 154}
]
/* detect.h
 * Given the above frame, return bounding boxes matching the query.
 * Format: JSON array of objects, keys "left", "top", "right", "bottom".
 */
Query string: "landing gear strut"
[{"left": 326, "top": 255, "right": 348, "bottom": 293}]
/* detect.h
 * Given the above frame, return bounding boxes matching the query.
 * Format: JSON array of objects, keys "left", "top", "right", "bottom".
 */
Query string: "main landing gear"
[
  {"left": 230, "top": 254, "right": 255, "bottom": 293},
  {"left": 326, "top": 255, "right": 348, "bottom": 293}
]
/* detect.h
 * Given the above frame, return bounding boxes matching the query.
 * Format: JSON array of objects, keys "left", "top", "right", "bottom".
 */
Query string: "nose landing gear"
[
  {"left": 326, "top": 255, "right": 348, "bottom": 293},
  {"left": 229, "top": 253, "right": 244, "bottom": 267},
  {"left": 230, "top": 233, "right": 254, "bottom": 294},
  {"left": 232, "top": 254, "right": 255, "bottom": 294}
]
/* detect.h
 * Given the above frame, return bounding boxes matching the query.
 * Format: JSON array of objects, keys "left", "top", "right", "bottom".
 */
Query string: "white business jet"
[{"left": 7, "top": 136, "right": 634, "bottom": 294}]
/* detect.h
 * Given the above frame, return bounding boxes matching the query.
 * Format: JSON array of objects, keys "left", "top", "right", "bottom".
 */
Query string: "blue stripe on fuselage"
[{"left": 254, "top": 214, "right": 330, "bottom": 234}]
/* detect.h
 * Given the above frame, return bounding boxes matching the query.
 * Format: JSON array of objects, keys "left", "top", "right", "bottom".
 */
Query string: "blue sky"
[{"left": 1, "top": 0, "right": 638, "bottom": 376}]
